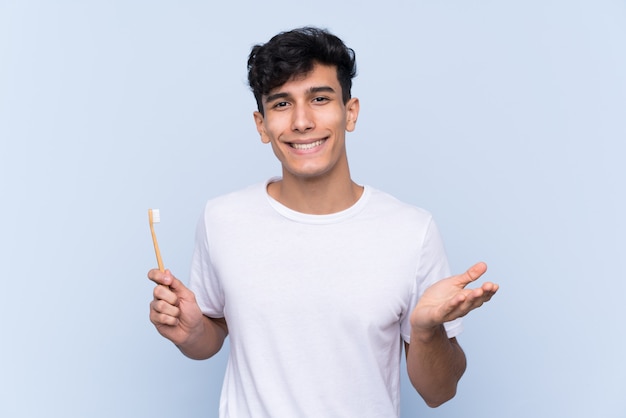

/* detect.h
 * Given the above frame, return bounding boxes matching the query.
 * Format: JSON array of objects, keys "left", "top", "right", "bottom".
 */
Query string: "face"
[{"left": 253, "top": 63, "right": 359, "bottom": 183}]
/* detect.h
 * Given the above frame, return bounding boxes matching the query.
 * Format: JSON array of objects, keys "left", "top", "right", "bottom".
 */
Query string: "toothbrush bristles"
[
  {"left": 149, "top": 208, "right": 164, "bottom": 272},
  {"left": 151, "top": 209, "right": 160, "bottom": 223}
]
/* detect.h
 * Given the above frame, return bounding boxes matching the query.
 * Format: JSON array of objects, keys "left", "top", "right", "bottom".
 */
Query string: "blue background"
[{"left": 1, "top": 1, "right": 625, "bottom": 417}]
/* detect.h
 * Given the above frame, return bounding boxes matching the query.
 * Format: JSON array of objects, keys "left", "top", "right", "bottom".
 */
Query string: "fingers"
[
  {"left": 479, "top": 281, "right": 499, "bottom": 299},
  {"left": 148, "top": 269, "right": 185, "bottom": 326},
  {"left": 447, "top": 282, "right": 499, "bottom": 319},
  {"left": 150, "top": 282, "right": 180, "bottom": 326},
  {"left": 153, "top": 282, "right": 178, "bottom": 305},
  {"left": 150, "top": 298, "right": 181, "bottom": 326},
  {"left": 147, "top": 269, "right": 189, "bottom": 294}
]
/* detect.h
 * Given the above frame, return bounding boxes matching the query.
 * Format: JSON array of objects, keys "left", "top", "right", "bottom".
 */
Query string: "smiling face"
[{"left": 254, "top": 63, "right": 359, "bottom": 185}]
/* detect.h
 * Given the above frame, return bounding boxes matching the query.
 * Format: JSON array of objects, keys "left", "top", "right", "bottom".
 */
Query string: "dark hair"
[{"left": 247, "top": 27, "right": 357, "bottom": 115}]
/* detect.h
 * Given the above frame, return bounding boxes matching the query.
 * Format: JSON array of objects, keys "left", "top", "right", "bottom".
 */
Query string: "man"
[{"left": 148, "top": 27, "right": 498, "bottom": 417}]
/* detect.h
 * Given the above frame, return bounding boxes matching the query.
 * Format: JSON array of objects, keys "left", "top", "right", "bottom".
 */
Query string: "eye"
[
  {"left": 272, "top": 101, "right": 289, "bottom": 109},
  {"left": 313, "top": 96, "right": 330, "bottom": 103}
]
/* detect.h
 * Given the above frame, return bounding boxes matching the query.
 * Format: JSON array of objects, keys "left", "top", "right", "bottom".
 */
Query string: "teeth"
[{"left": 291, "top": 140, "right": 324, "bottom": 150}]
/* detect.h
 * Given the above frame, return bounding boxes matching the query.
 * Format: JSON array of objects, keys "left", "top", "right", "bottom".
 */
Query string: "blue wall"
[{"left": 1, "top": 1, "right": 625, "bottom": 417}]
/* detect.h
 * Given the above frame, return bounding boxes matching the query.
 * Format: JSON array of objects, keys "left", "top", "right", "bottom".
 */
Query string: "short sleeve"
[
  {"left": 401, "top": 217, "right": 463, "bottom": 343},
  {"left": 188, "top": 205, "right": 226, "bottom": 318}
]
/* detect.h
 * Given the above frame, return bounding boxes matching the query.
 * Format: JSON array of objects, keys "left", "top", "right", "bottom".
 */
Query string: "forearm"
[
  {"left": 177, "top": 316, "right": 228, "bottom": 360},
  {"left": 405, "top": 326, "right": 466, "bottom": 407}
]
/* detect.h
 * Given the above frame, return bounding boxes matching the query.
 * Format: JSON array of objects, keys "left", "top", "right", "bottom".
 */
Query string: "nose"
[{"left": 291, "top": 104, "right": 314, "bottom": 133}]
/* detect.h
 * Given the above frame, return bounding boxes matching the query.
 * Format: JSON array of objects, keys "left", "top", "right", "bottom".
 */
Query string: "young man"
[{"left": 148, "top": 27, "right": 498, "bottom": 417}]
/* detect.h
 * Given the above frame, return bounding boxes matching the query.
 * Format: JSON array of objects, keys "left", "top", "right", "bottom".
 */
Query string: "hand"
[
  {"left": 148, "top": 269, "right": 205, "bottom": 346},
  {"left": 410, "top": 262, "right": 499, "bottom": 337}
]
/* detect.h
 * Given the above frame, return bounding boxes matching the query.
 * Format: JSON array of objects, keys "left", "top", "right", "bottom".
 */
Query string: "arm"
[
  {"left": 148, "top": 269, "right": 228, "bottom": 360},
  {"left": 405, "top": 333, "right": 466, "bottom": 407},
  {"left": 406, "top": 262, "right": 498, "bottom": 407}
]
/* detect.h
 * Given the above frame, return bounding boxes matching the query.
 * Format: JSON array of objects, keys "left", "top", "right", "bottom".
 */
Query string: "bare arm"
[
  {"left": 405, "top": 333, "right": 466, "bottom": 407},
  {"left": 148, "top": 269, "right": 228, "bottom": 360},
  {"left": 406, "top": 262, "right": 498, "bottom": 407}
]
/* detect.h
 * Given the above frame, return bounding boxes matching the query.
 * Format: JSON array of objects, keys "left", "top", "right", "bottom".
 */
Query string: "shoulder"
[
  {"left": 200, "top": 181, "right": 269, "bottom": 224},
  {"left": 366, "top": 187, "right": 434, "bottom": 224},
  {"left": 205, "top": 182, "right": 265, "bottom": 209}
]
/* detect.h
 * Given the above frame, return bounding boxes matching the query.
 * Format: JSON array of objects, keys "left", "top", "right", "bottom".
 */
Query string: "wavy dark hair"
[{"left": 247, "top": 27, "right": 357, "bottom": 115}]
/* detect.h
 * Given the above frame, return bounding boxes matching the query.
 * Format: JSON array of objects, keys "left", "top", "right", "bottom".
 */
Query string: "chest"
[{"left": 210, "top": 219, "right": 420, "bottom": 335}]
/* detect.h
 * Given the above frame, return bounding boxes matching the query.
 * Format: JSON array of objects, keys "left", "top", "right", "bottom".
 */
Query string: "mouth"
[{"left": 289, "top": 139, "right": 326, "bottom": 150}]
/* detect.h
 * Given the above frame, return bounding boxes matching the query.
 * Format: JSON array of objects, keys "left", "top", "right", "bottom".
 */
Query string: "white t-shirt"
[{"left": 189, "top": 179, "right": 462, "bottom": 418}]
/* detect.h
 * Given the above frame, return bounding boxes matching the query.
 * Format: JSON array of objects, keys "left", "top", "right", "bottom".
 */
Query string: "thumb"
[{"left": 458, "top": 262, "right": 488, "bottom": 287}]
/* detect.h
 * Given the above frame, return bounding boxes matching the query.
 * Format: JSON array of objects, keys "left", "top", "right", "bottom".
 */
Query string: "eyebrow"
[{"left": 264, "top": 86, "right": 337, "bottom": 104}]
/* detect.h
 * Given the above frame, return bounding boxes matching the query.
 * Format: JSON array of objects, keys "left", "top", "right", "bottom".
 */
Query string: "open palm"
[{"left": 410, "top": 262, "right": 499, "bottom": 332}]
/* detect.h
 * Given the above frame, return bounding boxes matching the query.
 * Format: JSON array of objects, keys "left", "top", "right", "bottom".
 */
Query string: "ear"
[
  {"left": 253, "top": 111, "right": 271, "bottom": 144},
  {"left": 345, "top": 97, "right": 360, "bottom": 132}
]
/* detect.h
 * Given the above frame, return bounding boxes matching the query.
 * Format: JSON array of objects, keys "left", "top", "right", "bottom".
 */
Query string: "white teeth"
[{"left": 291, "top": 140, "right": 324, "bottom": 150}]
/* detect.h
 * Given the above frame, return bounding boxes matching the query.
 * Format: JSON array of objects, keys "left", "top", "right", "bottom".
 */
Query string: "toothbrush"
[{"left": 148, "top": 209, "right": 165, "bottom": 272}]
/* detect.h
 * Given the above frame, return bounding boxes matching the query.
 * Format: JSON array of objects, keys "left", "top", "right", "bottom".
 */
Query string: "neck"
[{"left": 268, "top": 173, "right": 363, "bottom": 215}]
